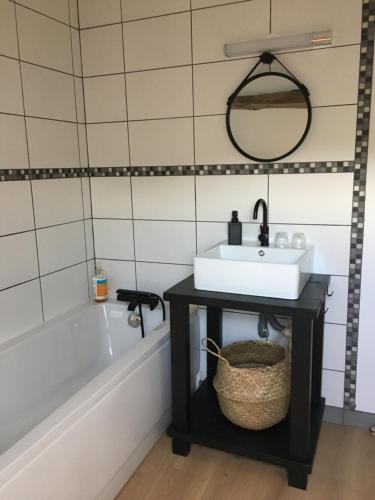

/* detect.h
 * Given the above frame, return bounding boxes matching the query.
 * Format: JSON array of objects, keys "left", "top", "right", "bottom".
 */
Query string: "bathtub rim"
[{"left": 0, "top": 300, "right": 170, "bottom": 488}]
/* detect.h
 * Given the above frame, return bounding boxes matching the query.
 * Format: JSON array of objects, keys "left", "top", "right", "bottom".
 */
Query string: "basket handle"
[{"left": 201, "top": 338, "right": 229, "bottom": 365}]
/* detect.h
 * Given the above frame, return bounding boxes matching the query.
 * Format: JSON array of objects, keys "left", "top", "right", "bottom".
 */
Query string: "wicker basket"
[{"left": 202, "top": 338, "right": 290, "bottom": 430}]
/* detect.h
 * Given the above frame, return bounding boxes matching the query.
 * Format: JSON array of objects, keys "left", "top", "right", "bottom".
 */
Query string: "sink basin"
[{"left": 194, "top": 242, "right": 314, "bottom": 299}]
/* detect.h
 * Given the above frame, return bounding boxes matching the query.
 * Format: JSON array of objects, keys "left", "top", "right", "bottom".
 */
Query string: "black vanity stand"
[{"left": 163, "top": 274, "right": 330, "bottom": 490}]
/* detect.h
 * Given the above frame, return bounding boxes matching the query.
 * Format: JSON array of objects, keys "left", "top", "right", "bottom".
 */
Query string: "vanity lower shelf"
[{"left": 168, "top": 379, "right": 325, "bottom": 474}]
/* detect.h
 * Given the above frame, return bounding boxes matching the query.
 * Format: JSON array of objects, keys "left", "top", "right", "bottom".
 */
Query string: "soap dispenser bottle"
[{"left": 228, "top": 210, "right": 242, "bottom": 245}]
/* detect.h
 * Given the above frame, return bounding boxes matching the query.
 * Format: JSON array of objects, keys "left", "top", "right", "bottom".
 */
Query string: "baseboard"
[
  {"left": 344, "top": 409, "right": 375, "bottom": 429},
  {"left": 95, "top": 409, "right": 172, "bottom": 500},
  {"left": 323, "top": 405, "right": 375, "bottom": 430},
  {"left": 323, "top": 405, "right": 344, "bottom": 425}
]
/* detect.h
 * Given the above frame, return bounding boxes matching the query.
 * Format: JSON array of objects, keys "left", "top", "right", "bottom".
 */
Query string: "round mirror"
[{"left": 226, "top": 72, "right": 312, "bottom": 162}]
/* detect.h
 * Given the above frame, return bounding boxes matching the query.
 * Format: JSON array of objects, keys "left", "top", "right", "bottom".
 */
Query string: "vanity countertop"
[{"left": 164, "top": 273, "right": 330, "bottom": 318}]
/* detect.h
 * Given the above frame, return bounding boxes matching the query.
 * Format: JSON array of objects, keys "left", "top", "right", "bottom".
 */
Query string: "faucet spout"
[{"left": 253, "top": 198, "right": 269, "bottom": 247}]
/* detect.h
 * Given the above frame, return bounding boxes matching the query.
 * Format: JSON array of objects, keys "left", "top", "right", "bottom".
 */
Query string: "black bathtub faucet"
[
  {"left": 116, "top": 289, "right": 166, "bottom": 338},
  {"left": 253, "top": 198, "right": 269, "bottom": 247}
]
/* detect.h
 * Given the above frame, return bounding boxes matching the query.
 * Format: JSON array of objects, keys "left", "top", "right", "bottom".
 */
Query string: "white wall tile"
[
  {"left": 74, "top": 77, "right": 85, "bottom": 123},
  {"left": 323, "top": 323, "right": 346, "bottom": 372},
  {"left": 79, "top": 0, "right": 121, "bottom": 28},
  {"left": 0, "top": 232, "right": 39, "bottom": 290},
  {"left": 194, "top": 58, "right": 253, "bottom": 116},
  {"left": 22, "top": 63, "right": 76, "bottom": 121},
  {"left": 285, "top": 106, "right": 357, "bottom": 163},
  {"left": 37, "top": 221, "right": 86, "bottom": 275},
  {"left": 41, "top": 263, "right": 89, "bottom": 321},
  {"left": 0, "top": 280, "right": 43, "bottom": 344},
  {"left": 85, "top": 219, "right": 94, "bottom": 260},
  {"left": 82, "top": 178, "right": 92, "bottom": 219},
  {"left": 123, "top": 12, "right": 191, "bottom": 72},
  {"left": 195, "top": 106, "right": 357, "bottom": 165},
  {"left": 269, "top": 225, "right": 351, "bottom": 276},
  {"left": 0, "top": 57, "right": 23, "bottom": 115},
  {"left": 122, "top": 0, "right": 189, "bottom": 21},
  {"left": 129, "top": 118, "right": 194, "bottom": 166},
  {"left": 27, "top": 118, "right": 80, "bottom": 168},
  {"left": 269, "top": 173, "right": 354, "bottom": 225},
  {"left": 17, "top": 6, "right": 72, "bottom": 73},
  {"left": 276, "top": 46, "right": 360, "bottom": 107},
  {"left": 78, "top": 124, "right": 88, "bottom": 167},
  {"left": 132, "top": 176, "right": 195, "bottom": 221},
  {"left": 32, "top": 178, "right": 83, "bottom": 228},
  {"left": 0, "top": 181, "right": 34, "bottom": 237},
  {"left": 196, "top": 175, "right": 268, "bottom": 222},
  {"left": 0, "top": 115, "right": 29, "bottom": 169},
  {"left": 71, "top": 28, "right": 82, "bottom": 77},
  {"left": 93, "top": 219, "right": 134, "bottom": 260},
  {"left": 91, "top": 177, "right": 132, "bottom": 219},
  {"left": 126, "top": 66, "right": 193, "bottom": 120},
  {"left": 325, "top": 276, "right": 349, "bottom": 326},
  {"left": 134, "top": 220, "right": 196, "bottom": 264},
  {"left": 322, "top": 369, "right": 344, "bottom": 408},
  {"left": 272, "top": 0, "right": 362, "bottom": 47},
  {"left": 197, "top": 222, "right": 259, "bottom": 252},
  {"left": 192, "top": 1, "right": 270, "bottom": 64},
  {"left": 0, "top": 0, "right": 18, "bottom": 58},
  {"left": 136, "top": 262, "right": 193, "bottom": 297},
  {"left": 95, "top": 259, "right": 136, "bottom": 298},
  {"left": 197, "top": 222, "right": 226, "bottom": 252},
  {"left": 194, "top": 46, "right": 360, "bottom": 117},
  {"left": 17, "top": 0, "right": 70, "bottom": 24},
  {"left": 87, "top": 122, "right": 129, "bottom": 167},
  {"left": 223, "top": 310, "right": 278, "bottom": 346},
  {"left": 84, "top": 75, "right": 127, "bottom": 123},
  {"left": 81, "top": 24, "right": 124, "bottom": 77},
  {"left": 194, "top": 115, "right": 249, "bottom": 165}
]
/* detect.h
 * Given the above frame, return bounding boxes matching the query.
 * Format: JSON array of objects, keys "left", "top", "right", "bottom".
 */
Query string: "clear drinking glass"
[
  {"left": 291, "top": 232, "right": 306, "bottom": 249},
  {"left": 274, "top": 232, "right": 289, "bottom": 248}
]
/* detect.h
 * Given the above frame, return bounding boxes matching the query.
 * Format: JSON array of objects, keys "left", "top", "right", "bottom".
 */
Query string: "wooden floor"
[{"left": 116, "top": 423, "right": 375, "bottom": 500}]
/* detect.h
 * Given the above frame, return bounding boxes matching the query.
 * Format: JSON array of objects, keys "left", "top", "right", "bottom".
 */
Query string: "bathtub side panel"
[{"left": 0, "top": 341, "right": 171, "bottom": 500}]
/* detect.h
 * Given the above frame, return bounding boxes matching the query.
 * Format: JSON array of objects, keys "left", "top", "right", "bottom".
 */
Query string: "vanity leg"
[
  {"left": 290, "top": 313, "right": 313, "bottom": 462},
  {"left": 288, "top": 465, "right": 308, "bottom": 490},
  {"left": 312, "top": 306, "right": 325, "bottom": 407},
  {"left": 170, "top": 302, "right": 191, "bottom": 456},
  {"left": 207, "top": 307, "right": 223, "bottom": 380}
]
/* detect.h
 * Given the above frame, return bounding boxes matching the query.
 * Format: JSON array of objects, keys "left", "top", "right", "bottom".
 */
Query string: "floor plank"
[{"left": 116, "top": 423, "right": 375, "bottom": 500}]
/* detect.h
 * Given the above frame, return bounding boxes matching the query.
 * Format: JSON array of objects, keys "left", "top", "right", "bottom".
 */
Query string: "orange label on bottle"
[{"left": 96, "top": 283, "right": 107, "bottom": 297}]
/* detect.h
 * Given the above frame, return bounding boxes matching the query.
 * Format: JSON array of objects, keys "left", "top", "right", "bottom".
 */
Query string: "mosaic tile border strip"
[
  {"left": 0, "top": 162, "right": 358, "bottom": 181},
  {"left": 0, "top": 168, "right": 88, "bottom": 182},
  {"left": 344, "top": 0, "right": 375, "bottom": 409}
]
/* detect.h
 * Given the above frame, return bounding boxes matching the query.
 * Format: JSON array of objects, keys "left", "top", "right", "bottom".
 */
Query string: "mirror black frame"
[{"left": 226, "top": 71, "right": 312, "bottom": 163}]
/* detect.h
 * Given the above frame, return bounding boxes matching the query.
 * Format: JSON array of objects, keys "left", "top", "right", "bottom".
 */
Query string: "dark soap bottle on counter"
[{"left": 228, "top": 210, "right": 242, "bottom": 245}]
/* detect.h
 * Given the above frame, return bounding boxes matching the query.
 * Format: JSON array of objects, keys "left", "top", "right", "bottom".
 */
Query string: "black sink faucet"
[{"left": 253, "top": 199, "right": 269, "bottom": 247}]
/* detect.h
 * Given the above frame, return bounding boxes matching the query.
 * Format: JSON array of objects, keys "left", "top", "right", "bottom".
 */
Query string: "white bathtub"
[{"left": 0, "top": 301, "right": 200, "bottom": 500}]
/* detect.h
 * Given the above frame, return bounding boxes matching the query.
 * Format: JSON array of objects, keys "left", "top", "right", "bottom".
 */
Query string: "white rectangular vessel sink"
[{"left": 194, "top": 242, "right": 314, "bottom": 299}]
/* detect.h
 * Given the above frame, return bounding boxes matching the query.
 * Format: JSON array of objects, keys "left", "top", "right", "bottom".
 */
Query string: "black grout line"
[
  {"left": 80, "top": 0, "right": 262, "bottom": 30},
  {"left": 95, "top": 258, "right": 193, "bottom": 267},
  {"left": 269, "top": 0, "right": 272, "bottom": 35},
  {"left": 90, "top": 217, "right": 351, "bottom": 228},
  {"left": 1, "top": 42, "right": 361, "bottom": 82},
  {"left": 0, "top": 276, "right": 40, "bottom": 294},
  {"left": 13, "top": 1, "right": 45, "bottom": 322},
  {"left": 38, "top": 260, "right": 88, "bottom": 279},
  {"left": 0, "top": 103, "right": 359, "bottom": 128},
  {"left": 13, "top": 1, "right": 77, "bottom": 29},
  {"left": 0, "top": 111, "right": 83, "bottom": 126},
  {"left": 0, "top": 52, "right": 79, "bottom": 78}
]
